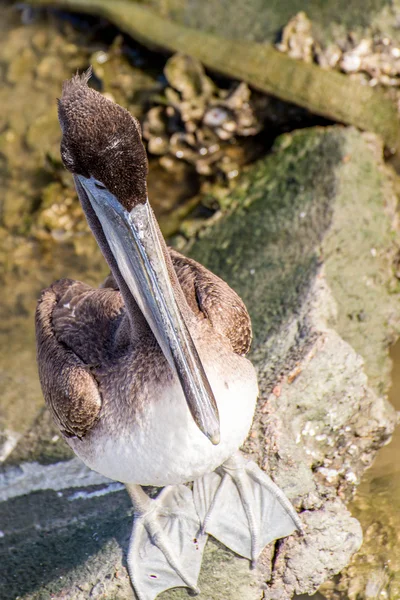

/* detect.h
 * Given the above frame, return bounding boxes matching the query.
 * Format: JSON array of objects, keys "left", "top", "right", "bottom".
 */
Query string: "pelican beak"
[{"left": 76, "top": 175, "right": 220, "bottom": 445}]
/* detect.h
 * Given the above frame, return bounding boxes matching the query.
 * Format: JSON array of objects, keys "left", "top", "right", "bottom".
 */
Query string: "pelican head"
[{"left": 57, "top": 69, "right": 220, "bottom": 445}]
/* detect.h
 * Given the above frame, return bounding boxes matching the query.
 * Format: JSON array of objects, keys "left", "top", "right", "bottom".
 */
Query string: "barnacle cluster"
[
  {"left": 277, "top": 11, "right": 400, "bottom": 88},
  {"left": 142, "top": 53, "right": 266, "bottom": 179}
]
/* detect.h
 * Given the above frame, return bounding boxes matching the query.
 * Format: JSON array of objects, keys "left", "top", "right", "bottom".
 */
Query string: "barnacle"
[
  {"left": 142, "top": 53, "right": 266, "bottom": 179},
  {"left": 277, "top": 12, "right": 400, "bottom": 89}
]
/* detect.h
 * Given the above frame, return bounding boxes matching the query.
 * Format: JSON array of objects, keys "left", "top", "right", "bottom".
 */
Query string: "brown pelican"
[{"left": 35, "top": 70, "right": 302, "bottom": 600}]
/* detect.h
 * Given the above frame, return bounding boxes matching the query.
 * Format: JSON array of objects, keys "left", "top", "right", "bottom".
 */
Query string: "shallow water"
[
  {"left": 345, "top": 341, "right": 400, "bottom": 598},
  {"left": 296, "top": 342, "right": 400, "bottom": 599},
  {"left": 0, "top": 4, "right": 107, "bottom": 458}
]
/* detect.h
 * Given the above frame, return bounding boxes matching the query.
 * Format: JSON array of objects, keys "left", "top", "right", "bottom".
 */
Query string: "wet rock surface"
[{"left": 1, "top": 126, "right": 399, "bottom": 599}]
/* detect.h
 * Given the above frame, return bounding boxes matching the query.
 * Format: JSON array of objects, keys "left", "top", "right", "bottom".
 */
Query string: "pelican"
[{"left": 35, "top": 70, "right": 302, "bottom": 600}]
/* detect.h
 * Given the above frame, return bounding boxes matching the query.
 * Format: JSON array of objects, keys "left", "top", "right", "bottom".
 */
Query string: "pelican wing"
[
  {"left": 35, "top": 279, "right": 122, "bottom": 438},
  {"left": 169, "top": 249, "right": 252, "bottom": 356}
]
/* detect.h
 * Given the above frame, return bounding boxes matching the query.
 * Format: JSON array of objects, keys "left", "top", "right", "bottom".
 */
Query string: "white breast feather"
[{"left": 70, "top": 354, "right": 258, "bottom": 485}]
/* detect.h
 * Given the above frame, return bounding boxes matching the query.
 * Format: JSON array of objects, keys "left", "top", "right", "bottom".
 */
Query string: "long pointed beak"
[{"left": 77, "top": 175, "right": 220, "bottom": 445}]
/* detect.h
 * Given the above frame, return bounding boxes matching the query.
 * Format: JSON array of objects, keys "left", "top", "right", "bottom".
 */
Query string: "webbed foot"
[
  {"left": 193, "top": 452, "right": 302, "bottom": 565},
  {"left": 126, "top": 484, "right": 207, "bottom": 600}
]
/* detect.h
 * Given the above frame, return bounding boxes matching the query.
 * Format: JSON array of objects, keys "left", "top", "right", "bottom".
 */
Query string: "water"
[
  {"left": 345, "top": 341, "right": 400, "bottom": 598},
  {"left": 296, "top": 341, "right": 400, "bottom": 599}
]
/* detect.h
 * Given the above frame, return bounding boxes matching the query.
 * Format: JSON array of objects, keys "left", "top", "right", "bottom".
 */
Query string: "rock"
[
  {"left": 142, "top": 54, "right": 264, "bottom": 179},
  {"left": 1, "top": 125, "right": 399, "bottom": 600},
  {"left": 265, "top": 501, "right": 362, "bottom": 599},
  {"left": 131, "top": 0, "right": 400, "bottom": 47}
]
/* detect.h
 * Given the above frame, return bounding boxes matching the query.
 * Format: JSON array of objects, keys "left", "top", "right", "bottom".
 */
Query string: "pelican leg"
[
  {"left": 193, "top": 452, "right": 303, "bottom": 566},
  {"left": 125, "top": 483, "right": 207, "bottom": 600}
]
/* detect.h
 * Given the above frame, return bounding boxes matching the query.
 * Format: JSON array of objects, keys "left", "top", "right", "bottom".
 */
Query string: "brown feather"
[
  {"left": 36, "top": 280, "right": 106, "bottom": 438},
  {"left": 58, "top": 69, "right": 148, "bottom": 209},
  {"left": 36, "top": 249, "right": 251, "bottom": 439},
  {"left": 170, "top": 249, "right": 252, "bottom": 356}
]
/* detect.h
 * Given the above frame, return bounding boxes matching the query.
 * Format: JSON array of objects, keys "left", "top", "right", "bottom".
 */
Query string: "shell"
[
  {"left": 142, "top": 53, "right": 266, "bottom": 178},
  {"left": 276, "top": 12, "right": 400, "bottom": 89},
  {"left": 276, "top": 12, "right": 314, "bottom": 63}
]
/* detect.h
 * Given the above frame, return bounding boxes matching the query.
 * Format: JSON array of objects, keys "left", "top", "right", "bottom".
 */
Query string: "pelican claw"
[
  {"left": 193, "top": 452, "right": 302, "bottom": 564},
  {"left": 126, "top": 484, "right": 206, "bottom": 600}
]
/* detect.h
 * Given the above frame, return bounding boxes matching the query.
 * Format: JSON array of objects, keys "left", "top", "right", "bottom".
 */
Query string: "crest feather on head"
[{"left": 58, "top": 67, "right": 148, "bottom": 208}]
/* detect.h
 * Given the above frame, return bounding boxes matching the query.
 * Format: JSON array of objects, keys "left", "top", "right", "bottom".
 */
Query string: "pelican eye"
[{"left": 94, "top": 181, "right": 106, "bottom": 190}]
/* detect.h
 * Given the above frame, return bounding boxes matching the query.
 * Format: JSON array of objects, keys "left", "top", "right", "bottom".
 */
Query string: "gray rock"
[
  {"left": 1, "top": 126, "right": 398, "bottom": 599},
  {"left": 265, "top": 501, "right": 362, "bottom": 599},
  {"left": 144, "top": 0, "right": 400, "bottom": 46}
]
